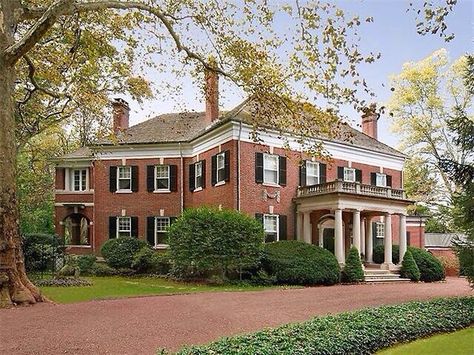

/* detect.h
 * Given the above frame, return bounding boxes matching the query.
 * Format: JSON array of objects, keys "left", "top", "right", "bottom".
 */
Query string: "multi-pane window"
[
  {"left": 117, "top": 217, "right": 131, "bottom": 238},
  {"left": 263, "top": 154, "right": 279, "bottom": 185},
  {"left": 155, "top": 165, "right": 170, "bottom": 190},
  {"left": 306, "top": 162, "right": 320, "bottom": 185},
  {"left": 343, "top": 167, "right": 356, "bottom": 182},
  {"left": 216, "top": 152, "right": 226, "bottom": 183},
  {"left": 155, "top": 217, "right": 170, "bottom": 245},
  {"left": 72, "top": 169, "right": 87, "bottom": 191},
  {"left": 375, "top": 222, "right": 385, "bottom": 238},
  {"left": 376, "top": 173, "right": 387, "bottom": 187},
  {"left": 195, "top": 161, "right": 203, "bottom": 189},
  {"left": 117, "top": 166, "right": 132, "bottom": 191},
  {"left": 263, "top": 214, "right": 279, "bottom": 242}
]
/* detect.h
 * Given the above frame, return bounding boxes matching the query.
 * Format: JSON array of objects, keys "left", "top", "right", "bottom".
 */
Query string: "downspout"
[
  {"left": 237, "top": 119, "right": 242, "bottom": 211},
  {"left": 179, "top": 142, "right": 184, "bottom": 214}
]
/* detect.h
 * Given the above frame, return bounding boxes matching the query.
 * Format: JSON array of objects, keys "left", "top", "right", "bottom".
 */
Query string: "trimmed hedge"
[
  {"left": 131, "top": 247, "right": 171, "bottom": 275},
  {"left": 101, "top": 237, "right": 148, "bottom": 269},
  {"left": 176, "top": 297, "right": 474, "bottom": 355},
  {"left": 408, "top": 247, "right": 445, "bottom": 282},
  {"left": 373, "top": 244, "right": 400, "bottom": 264},
  {"left": 341, "top": 247, "right": 364, "bottom": 283},
  {"left": 400, "top": 250, "right": 421, "bottom": 281},
  {"left": 262, "top": 241, "right": 340, "bottom": 285}
]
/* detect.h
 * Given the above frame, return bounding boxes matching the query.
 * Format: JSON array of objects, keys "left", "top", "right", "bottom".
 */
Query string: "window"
[
  {"left": 117, "top": 166, "right": 132, "bottom": 191},
  {"left": 343, "top": 167, "right": 356, "bottom": 182},
  {"left": 263, "top": 154, "right": 279, "bottom": 185},
  {"left": 71, "top": 169, "right": 87, "bottom": 191},
  {"left": 306, "top": 161, "right": 320, "bottom": 185},
  {"left": 216, "top": 152, "right": 226, "bottom": 183},
  {"left": 376, "top": 173, "right": 387, "bottom": 187},
  {"left": 375, "top": 222, "right": 384, "bottom": 238},
  {"left": 117, "top": 217, "right": 131, "bottom": 238},
  {"left": 155, "top": 165, "right": 170, "bottom": 190},
  {"left": 195, "top": 161, "right": 203, "bottom": 189},
  {"left": 155, "top": 217, "right": 170, "bottom": 245},
  {"left": 263, "top": 214, "right": 279, "bottom": 242}
]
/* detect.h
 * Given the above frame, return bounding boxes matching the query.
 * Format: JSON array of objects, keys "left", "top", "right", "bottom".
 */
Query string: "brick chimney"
[
  {"left": 204, "top": 67, "right": 219, "bottom": 126},
  {"left": 361, "top": 103, "right": 379, "bottom": 140},
  {"left": 112, "top": 98, "right": 130, "bottom": 133}
]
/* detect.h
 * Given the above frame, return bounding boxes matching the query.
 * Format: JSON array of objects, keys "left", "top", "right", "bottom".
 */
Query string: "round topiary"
[
  {"left": 373, "top": 244, "right": 400, "bottom": 264},
  {"left": 400, "top": 250, "right": 421, "bottom": 281},
  {"left": 101, "top": 237, "right": 148, "bottom": 269},
  {"left": 408, "top": 247, "right": 445, "bottom": 282},
  {"left": 262, "top": 240, "right": 340, "bottom": 285},
  {"left": 341, "top": 246, "right": 364, "bottom": 283}
]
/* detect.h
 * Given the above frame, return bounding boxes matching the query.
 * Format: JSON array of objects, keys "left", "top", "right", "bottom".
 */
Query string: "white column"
[
  {"left": 366, "top": 217, "right": 373, "bottom": 263},
  {"left": 360, "top": 217, "right": 366, "bottom": 260},
  {"left": 318, "top": 225, "right": 324, "bottom": 247},
  {"left": 383, "top": 213, "right": 393, "bottom": 269},
  {"left": 352, "top": 210, "right": 361, "bottom": 253},
  {"left": 296, "top": 212, "right": 303, "bottom": 241},
  {"left": 399, "top": 214, "right": 407, "bottom": 263},
  {"left": 303, "top": 212, "right": 312, "bottom": 244},
  {"left": 335, "top": 209, "right": 344, "bottom": 263}
]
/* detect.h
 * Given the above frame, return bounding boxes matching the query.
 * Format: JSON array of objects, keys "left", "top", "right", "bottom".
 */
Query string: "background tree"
[{"left": 409, "top": 0, "right": 458, "bottom": 42}]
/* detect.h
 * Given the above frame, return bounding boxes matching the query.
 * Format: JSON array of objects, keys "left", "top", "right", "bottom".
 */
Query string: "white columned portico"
[
  {"left": 382, "top": 213, "right": 393, "bottom": 269},
  {"left": 303, "top": 212, "right": 312, "bottom": 244},
  {"left": 360, "top": 217, "right": 366, "bottom": 260},
  {"left": 399, "top": 214, "right": 407, "bottom": 263},
  {"left": 318, "top": 225, "right": 324, "bottom": 247},
  {"left": 334, "top": 209, "right": 344, "bottom": 263},
  {"left": 352, "top": 210, "right": 361, "bottom": 253},
  {"left": 366, "top": 217, "right": 373, "bottom": 263}
]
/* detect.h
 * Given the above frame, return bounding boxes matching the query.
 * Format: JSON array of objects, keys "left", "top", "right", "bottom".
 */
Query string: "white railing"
[{"left": 297, "top": 180, "right": 406, "bottom": 200}]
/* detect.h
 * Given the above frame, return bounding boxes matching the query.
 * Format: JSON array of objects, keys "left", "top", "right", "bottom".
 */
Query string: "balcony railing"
[{"left": 297, "top": 180, "right": 406, "bottom": 200}]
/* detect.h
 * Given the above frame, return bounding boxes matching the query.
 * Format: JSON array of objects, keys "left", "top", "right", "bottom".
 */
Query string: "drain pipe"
[
  {"left": 237, "top": 119, "right": 242, "bottom": 211},
  {"left": 179, "top": 142, "right": 184, "bottom": 213}
]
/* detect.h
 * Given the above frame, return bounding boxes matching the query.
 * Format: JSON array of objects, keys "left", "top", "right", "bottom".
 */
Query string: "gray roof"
[
  {"left": 60, "top": 146, "right": 93, "bottom": 159},
  {"left": 425, "top": 233, "right": 466, "bottom": 247}
]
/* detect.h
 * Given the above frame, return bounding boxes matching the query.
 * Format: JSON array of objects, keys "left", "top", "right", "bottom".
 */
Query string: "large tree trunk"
[{"left": 0, "top": 0, "right": 44, "bottom": 308}]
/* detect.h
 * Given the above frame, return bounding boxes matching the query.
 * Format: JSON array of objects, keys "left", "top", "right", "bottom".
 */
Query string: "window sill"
[
  {"left": 193, "top": 187, "right": 203, "bottom": 192},
  {"left": 56, "top": 190, "right": 94, "bottom": 194},
  {"left": 153, "top": 244, "right": 169, "bottom": 250},
  {"left": 153, "top": 190, "right": 171, "bottom": 194},
  {"left": 116, "top": 190, "right": 133, "bottom": 194},
  {"left": 214, "top": 181, "right": 226, "bottom": 187},
  {"left": 65, "top": 245, "right": 91, "bottom": 248},
  {"left": 263, "top": 182, "right": 280, "bottom": 188}
]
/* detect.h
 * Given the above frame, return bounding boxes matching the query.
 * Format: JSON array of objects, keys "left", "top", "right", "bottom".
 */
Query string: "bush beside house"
[
  {"left": 21, "top": 233, "right": 63, "bottom": 272},
  {"left": 408, "top": 247, "right": 445, "bottom": 282},
  {"left": 101, "top": 237, "right": 148, "bottom": 269},
  {"left": 373, "top": 244, "right": 400, "bottom": 264},
  {"left": 400, "top": 250, "right": 421, "bottom": 281},
  {"left": 341, "top": 247, "right": 364, "bottom": 283}
]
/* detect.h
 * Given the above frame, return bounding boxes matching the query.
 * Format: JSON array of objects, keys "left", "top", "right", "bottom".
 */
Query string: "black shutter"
[
  {"left": 170, "top": 165, "right": 178, "bottom": 192},
  {"left": 299, "top": 160, "right": 307, "bottom": 186},
  {"left": 279, "top": 156, "right": 287, "bottom": 186},
  {"left": 211, "top": 155, "right": 217, "bottom": 186},
  {"left": 386, "top": 175, "right": 392, "bottom": 187},
  {"left": 370, "top": 172, "right": 377, "bottom": 186},
  {"left": 279, "top": 215, "right": 287, "bottom": 241},
  {"left": 255, "top": 152, "right": 264, "bottom": 184},
  {"left": 337, "top": 166, "right": 344, "bottom": 180},
  {"left": 355, "top": 169, "right": 362, "bottom": 183},
  {"left": 255, "top": 213, "right": 264, "bottom": 225},
  {"left": 109, "top": 216, "right": 116, "bottom": 239},
  {"left": 147, "top": 217, "right": 155, "bottom": 245},
  {"left": 147, "top": 166, "right": 155, "bottom": 192},
  {"left": 109, "top": 166, "right": 117, "bottom": 192},
  {"left": 189, "top": 163, "right": 195, "bottom": 191},
  {"left": 131, "top": 216, "right": 139, "bottom": 237},
  {"left": 131, "top": 166, "right": 139, "bottom": 192},
  {"left": 224, "top": 150, "right": 230, "bottom": 182},
  {"left": 319, "top": 163, "right": 327, "bottom": 183},
  {"left": 201, "top": 160, "right": 206, "bottom": 189}
]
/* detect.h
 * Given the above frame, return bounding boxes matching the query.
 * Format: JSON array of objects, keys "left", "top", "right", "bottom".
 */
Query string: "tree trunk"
[{"left": 0, "top": 0, "right": 44, "bottom": 308}]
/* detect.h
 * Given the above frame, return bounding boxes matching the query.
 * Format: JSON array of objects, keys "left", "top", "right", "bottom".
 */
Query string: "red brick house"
[{"left": 54, "top": 73, "right": 422, "bottom": 268}]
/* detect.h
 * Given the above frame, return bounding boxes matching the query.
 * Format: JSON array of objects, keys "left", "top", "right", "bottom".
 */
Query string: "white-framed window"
[
  {"left": 117, "top": 217, "right": 131, "bottom": 238},
  {"left": 343, "top": 167, "right": 356, "bottom": 182},
  {"left": 155, "top": 217, "right": 170, "bottom": 246},
  {"left": 306, "top": 161, "right": 320, "bottom": 185},
  {"left": 216, "top": 152, "right": 226, "bottom": 183},
  {"left": 263, "top": 214, "right": 279, "bottom": 242},
  {"left": 375, "top": 222, "right": 385, "bottom": 238},
  {"left": 117, "top": 166, "right": 132, "bottom": 191},
  {"left": 376, "top": 173, "right": 387, "bottom": 187},
  {"left": 195, "top": 161, "right": 203, "bottom": 189},
  {"left": 71, "top": 169, "right": 87, "bottom": 191},
  {"left": 263, "top": 154, "right": 279, "bottom": 185},
  {"left": 155, "top": 165, "right": 170, "bottom": 191}
]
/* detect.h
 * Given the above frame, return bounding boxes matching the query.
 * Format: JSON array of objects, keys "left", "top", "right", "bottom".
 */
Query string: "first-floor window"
[
  {"left": 306, "top": 161, "right": 320, "bottom": 185},
  {"left": 195, "top": 161, "right": 203, "bottom": 189},
  {"left": 375, "top": 222, "right": 384, "bottom": 238},
  {"left": 118, "top": 166, "right": 132, "bottom": 191},
  {"left": 155, "top": 217, "right": 170, "bottom": 245},
  {"left": 117, "top": 217, "right": 131, "bottom": 238},
  {"left": 344, "top": 167, "right": 356, "bottom": 182},
  {"left": 376, "top": 173, "right": 387, "bottom": 187},
  {"left": 264, "top": 214, "right": 279, "bottom": 243}
]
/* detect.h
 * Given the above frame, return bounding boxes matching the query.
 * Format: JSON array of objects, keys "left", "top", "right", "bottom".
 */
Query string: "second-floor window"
[
  {"left": 195, "top": 161, "right": 203, "bottom": 189},
  {"left": 376, "top": 173, "right": 387, "bottom": 187},
  {"left": 344, "top": 167, "right": 356, "bottom": 182},
  {"left": 155, "top": 165, "right": 170, "bottom": 191},
  {"left": 216, "top": 152, "right": 226, "bottom": 183},
  {"left": 306, "top": 161, "right": 320, "bottom": 185},
  {"left": 72, "top": 169, "right": 87, "bottom": 191},
  {"left": 264, "top": 154, "right": 279, "bottom": 185},
  {"left": 118, "top": 166, "right": 132, "bottom": 191},
  {"left": 255, "top": 152, "right": 287, "bottom": 186},
  {"left": 375, "top": 222, "right": 385, "bottom": 238},
  {"left": 211, "top": 151, "right": 229, "bottom": 186}
]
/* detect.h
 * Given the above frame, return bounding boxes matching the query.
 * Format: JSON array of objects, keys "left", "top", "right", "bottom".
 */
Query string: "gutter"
[
  {"left": 179, "top": 142, "right": 184, "bottom": 213},
  {"left": 237, "top": 118, "right": 242, "bottom": 211}
]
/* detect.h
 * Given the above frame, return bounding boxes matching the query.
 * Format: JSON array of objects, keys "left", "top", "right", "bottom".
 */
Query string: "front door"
[{"left": 323, "top": 228, "right": 335, "bottom": 254}]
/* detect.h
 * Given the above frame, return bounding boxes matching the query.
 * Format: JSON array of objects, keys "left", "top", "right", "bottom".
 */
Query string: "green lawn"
[
  {"left": 378, "top": 327, "right": 474, "bottom": 355},
  {"left": 39, "top": 276, "right": 277, "bottom": 303}
]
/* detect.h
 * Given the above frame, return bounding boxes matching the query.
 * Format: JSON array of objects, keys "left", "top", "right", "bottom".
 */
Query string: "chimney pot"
[
  {"left": 204, "top": 65, "right": 219, "bottom": 125},
  {"left": 361, "top": 103, "right": 379, "bottom": 140},
  {"left": 112, "top": 98, "right": 130, "bottom": 133}
]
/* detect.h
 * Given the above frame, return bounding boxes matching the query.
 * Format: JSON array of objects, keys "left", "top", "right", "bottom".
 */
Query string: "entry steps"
[{"left": 364, "top": 269, "right": 411, "bottom": 283}]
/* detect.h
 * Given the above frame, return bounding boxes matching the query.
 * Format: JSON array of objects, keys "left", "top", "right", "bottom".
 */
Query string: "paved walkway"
[{"left": 1, "top": 277, "right": 471, "bottom": 355}]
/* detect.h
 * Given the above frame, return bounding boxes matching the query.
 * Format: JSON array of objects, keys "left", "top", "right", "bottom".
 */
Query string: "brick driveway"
[{"left": 1, "top": 277, "right": 471, "bottom": 355}]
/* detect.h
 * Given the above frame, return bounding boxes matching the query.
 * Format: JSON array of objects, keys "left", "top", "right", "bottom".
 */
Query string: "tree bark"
[{"left": 0, "top": 0, "right": 44, "bottom": 308}]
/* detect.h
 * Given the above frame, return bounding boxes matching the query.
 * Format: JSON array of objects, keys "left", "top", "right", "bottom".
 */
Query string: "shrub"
[
  {"left": 408, "top": 247, "right": 445, "bottom": 282},
  {"left": 101, "top": 237, "right": 148, "bottom": 269},
  {"left": 262, "top": 241, "right": 340, "bottom": 285},
  {"left": 168, "top": 207, "right": 264, "bottom": 280},
  {"left": 373, "top": 244, "right": 400, "bottom": 264},
  {"left": 132, "top": 248, "right": 172, "bottom": 275},
  {"left": 400, "top": 250, "right": 421, "bottom": 281},
  {"left": 77, "top": 254, "right": 97, "bottom": 274},
  {"left": 250, "top": 269, "right": 276, "bottom": 286},
  {"left": 177, "top": 297, "right": 474, "bottom": 355},
  {"left": 341, "top": 247, "right": 364, "bottom": 283},
  {"left": 21, "top": 233, "right": 63, "bottom": 272},
  {"left": 89, "top": 262, "right": 118, "bottom": 276}
]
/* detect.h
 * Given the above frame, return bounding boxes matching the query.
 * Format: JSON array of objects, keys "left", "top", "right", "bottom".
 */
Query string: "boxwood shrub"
[
  {"left": 177, "top": 297, "right": 474, "bottom": 355},
  {"left": 408, "top": 247, "right": 445, "bottom": 282},
  {"left": 400, "top": 250, "right": 420, "bottom": 281},
  {"left": 101, "top": 237, "right": 148, "bottom": 269},
  {"left": 373, "top": 244, "right": 400, "bottom": 264},
  {"left": 262, "top": 241, "right": 340, "bottom": 285},
  {"left": 341, "top": 247, "right": 364, "bottom": 283}
]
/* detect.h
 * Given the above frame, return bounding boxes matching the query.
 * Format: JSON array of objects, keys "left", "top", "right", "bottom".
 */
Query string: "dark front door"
[{"left": 323, "top": 228, "right": 335, "bottom": 254}]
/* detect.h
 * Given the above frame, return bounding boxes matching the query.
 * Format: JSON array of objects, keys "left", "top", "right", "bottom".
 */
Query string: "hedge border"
[{"left": 174, "top": 297, "right": 474, "bottom": 355}]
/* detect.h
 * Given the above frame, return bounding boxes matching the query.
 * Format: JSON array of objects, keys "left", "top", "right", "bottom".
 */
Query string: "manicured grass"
[
  {"left": 378, "top": 327, "right": 474, "bottom": 355},
  {"left": 39, "top": 276, "right": 277, "bottom": 304}
]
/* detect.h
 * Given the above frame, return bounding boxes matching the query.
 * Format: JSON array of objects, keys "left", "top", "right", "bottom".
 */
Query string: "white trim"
[
  {"left": 214, "top": 181, "right": 226, "bottom": 187},
  {"left": 55, "top": 190, "right": 94, "bottom": 195},
  {"left": 54, "top": 202, "right": 94, "bottom": 207}
]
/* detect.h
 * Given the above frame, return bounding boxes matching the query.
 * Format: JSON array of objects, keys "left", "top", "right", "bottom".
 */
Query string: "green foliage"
[
  {"left": 373, "top": 244, "right": 400, "bottom": 264},
  {"left": 341, "top": 247, "right": 364, "bottom": 283},
  {"left": 21, "top": 233, "right": 63, "bottom": 272},
  {"left": 77, "top": 255, "right": 97, "bottom": 274},
  {"left": 101, "top": 237, "right": 148, "bottom": 269},
  {"left": 177, "top": 297, "right": 474, "bottom": 354},
  {"left": 400, "top": 250, "right": 421, "bottom": 281},
  {"left": 89, "top": 263, "right": 118, "bottom": 277},
  {"left": 408, "top": 247, "right": 445, "bottom": 282},
  {"left": 262, "top": 241, "right": 340, "bottom": 285},
  {"left": 34, "top": 277, "right": 92, "bottom": 287},
  {"left": 454, "top": 238, "right": 474, "bottom": 286},
  {"left": 131, "top": 247, "right": 171, "bottom": 275},
  {"left": 168, "top": 207, "right": 264, "bottom": 280}
]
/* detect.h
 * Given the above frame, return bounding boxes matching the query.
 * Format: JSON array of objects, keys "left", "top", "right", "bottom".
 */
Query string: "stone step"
[
  {"left": 365, "top": 277, "right": 411, "bottom": 283},
  {"left": 365, "top": 274, "right": 402, "bottom": 280}
]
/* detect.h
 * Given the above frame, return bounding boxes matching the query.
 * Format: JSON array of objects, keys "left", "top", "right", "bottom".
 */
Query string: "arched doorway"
[
  {"left": 63, "top": 214, "right": 90, "bottom": 246},
  {"left": 318, "top": 215, "right": 344, "bottom": 255}
]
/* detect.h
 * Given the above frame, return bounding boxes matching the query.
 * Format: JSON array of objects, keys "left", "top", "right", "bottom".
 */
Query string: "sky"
[{"left": 125, "top": 0, "right": 473, "bottom": 149}]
